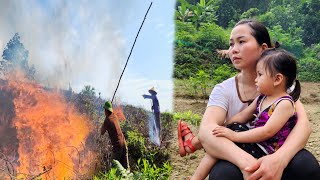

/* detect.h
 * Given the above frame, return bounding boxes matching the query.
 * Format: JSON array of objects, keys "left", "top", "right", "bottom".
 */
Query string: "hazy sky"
[{"left": 0, "top": 0, "right": 175, "bottom": 111}]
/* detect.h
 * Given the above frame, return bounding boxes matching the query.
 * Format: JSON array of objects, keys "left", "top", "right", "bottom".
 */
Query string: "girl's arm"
[
  {"left": 271, "top": 99, "right": 311, "bottom": 162},
  {"left": 213, "top": 99, "right": 293, "bottom": 143},
  {"left": 198, "top": 106, "right": 257, "bottom": 172},
  {"left": 226, "top": 98, "right": 258, "bottom": 125}
]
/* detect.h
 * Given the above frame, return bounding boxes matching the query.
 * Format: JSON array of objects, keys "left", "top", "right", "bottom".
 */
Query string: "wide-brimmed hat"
[
  {"left": 148, "top": 86, "right": 157, "bottom": 94},
  {"left": 103, "top": 101, "right": 113, "bottom": 112}
]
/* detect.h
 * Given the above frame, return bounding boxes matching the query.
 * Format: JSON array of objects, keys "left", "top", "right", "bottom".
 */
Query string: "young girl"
[
  {"left": 213, "top": 48, "right": 300, "bottom": 152},
  {"left": 192, "top": 48, "right": 301, "bottom": 180}
]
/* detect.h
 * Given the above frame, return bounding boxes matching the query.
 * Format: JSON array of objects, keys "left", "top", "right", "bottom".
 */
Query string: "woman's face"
[{"left": 228, "top": 24, "right": 265, "bottom": 71}]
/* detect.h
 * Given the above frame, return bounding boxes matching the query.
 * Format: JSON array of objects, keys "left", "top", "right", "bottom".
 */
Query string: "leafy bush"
[
  {"left": 303, "top": 43, "right": 320, "bottom": 60},
  {"left": 212, "top": 64, "right": 238, "bottom": 84},
  {"left": 134, "top": 158, "right": 172, "bottom": 180},
  {"left": 125, "top": 130, "right": 170, "bottom": 170},
  {"left": 94, "top": 168, "right": 120, "bottom": 180},
  {"left": 175, "top": 66, "right": 236, "bottom": 99},
  {"left": 269, "top": 25, "right": 305, "bottom": 58},
  {"left": 95, "top": 159, "right": 172, "bottom": 180},
  {"left": 298, "top": 57, "right": 320, "bottom": 81},
  {"left": 173, "top": 110, "right": 202, "bottom": 126},
  {"left": 187, "top": 70, "right": 211, "bottom": 99}
]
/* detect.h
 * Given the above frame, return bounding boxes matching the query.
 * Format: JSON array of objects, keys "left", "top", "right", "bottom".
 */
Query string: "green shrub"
[
  {"left": 97, "top": 159, "right": 172, "bottom": 180},
  {"left": 125, "top": 130, "right": 170, "bottom": 172},
  {"left": 134, "top": 159, "right": 172, "bottom": 180},
  {"left": 173, "top": 110, "right": 202, "bottom": 126},
  {"left": 298, "top": 57, "right": 320, "bottom": 81},
  {"left": 94, "top": 168, "right": 120, "bottom": 180}
]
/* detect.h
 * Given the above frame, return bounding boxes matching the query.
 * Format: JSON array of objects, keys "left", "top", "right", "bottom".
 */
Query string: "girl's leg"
[
  {"left": 178, "top": 120, "right": 203, "bottom": 156},
  {"left": 185, "top": 135, "right": 203, "bottom": 153},
  {"left": 191, "top": 153, "right": 217, "bottom": 180}
]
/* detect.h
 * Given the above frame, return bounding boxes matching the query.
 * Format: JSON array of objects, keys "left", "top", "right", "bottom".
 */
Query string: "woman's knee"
[
  {"left": 283, "top": 149, "right": 320, "bottom": 180},
  {"left": 197, "top": 126, "right": 208, "bottom": 144},
  {"left": 198, "top": 124, "right": 214, "bottom": 144}
]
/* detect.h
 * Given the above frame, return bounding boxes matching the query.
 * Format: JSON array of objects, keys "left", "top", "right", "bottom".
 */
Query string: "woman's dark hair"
[
  {"left": 235, "top": 19, "right": 272, "bottom": 48},
  {"left": 259, "top": 49, "right": 301, "bottom": 101}
]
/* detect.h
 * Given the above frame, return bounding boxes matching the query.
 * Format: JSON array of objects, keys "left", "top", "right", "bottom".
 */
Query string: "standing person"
[
  {"left": 177, "top": 19, "right": 320, "bottom": 180},
  {"left": 101, "top": 101, "right": 129, "bottom": 169},
  {"left": 143, "top": 87, "right": 161, "bottom": 142}
]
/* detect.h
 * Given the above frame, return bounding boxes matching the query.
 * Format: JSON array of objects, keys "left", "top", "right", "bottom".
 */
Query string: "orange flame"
[
  {"left": 1, "top": 74, "right": 96, "bottom": 179},
  {"left": 113, "top": 103, "right": 125, "bottom": 122}
]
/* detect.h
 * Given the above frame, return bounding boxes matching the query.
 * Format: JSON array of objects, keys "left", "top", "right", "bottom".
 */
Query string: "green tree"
[
  {"left": 175, "top": 0, "right": 194, "bottom": 22},
  {"left": 212, "top": 64, "right": 236, "bottom": 84},
  {"left": 269, "top": 25, "right": 304, "bottom": 58},
  {"left": 191, "top": 70, "right": 211, "bottom": 98},
  {"left": 2, "top": 33, "right": 36, "bottom": 80},
  {"left": 75, "top": 85, "right": 97, "bottom": 119},
  {"left": 298, "top": 57, "right": 320, "bottom": 81},
  {"left": 213, "top": 0, "right": 239, "bottom": 28},
  {"left": 175, "top": 21, "right": 197, "bottom": 47},
  {"left": 212, "top": 0, "right": 269, "bottom": 28},
  {"left": 2, "top": 33, "right": 29, "bottom": 69},
  {"left": 189, "top": 0, "right": 215, "bottom": 29},
  {"left": 258, "top": 11, "right": 276, "bottom": 28},
  {"left": 240, "top": 8, "right": 260, "bottom": 19},
  {"left": 304, "top": 43, "right": 320, "bottom": 60},
  {"left": 300, "top": 0, "right": 320, "bottom": 46},
  {"left": 195, "top": 23, "right": 229, "bottom": 51}
]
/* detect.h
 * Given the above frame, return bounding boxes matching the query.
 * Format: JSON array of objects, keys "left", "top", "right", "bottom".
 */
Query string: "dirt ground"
[{"left": 169, "top": 82, "right": 320, "bottom": 179}]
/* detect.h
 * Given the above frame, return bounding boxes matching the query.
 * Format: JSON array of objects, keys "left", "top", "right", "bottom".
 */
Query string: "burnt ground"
[{"left": 169, "top": 82, "right": 320, "bottom": 179}]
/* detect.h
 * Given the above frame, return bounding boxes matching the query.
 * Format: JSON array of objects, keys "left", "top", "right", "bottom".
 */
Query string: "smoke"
[
  {"left": 0, "top": 0, "right": 129, "bottom": 97},
  {"left": 147, "top": 112, "right": 160, "bottom": 146}
]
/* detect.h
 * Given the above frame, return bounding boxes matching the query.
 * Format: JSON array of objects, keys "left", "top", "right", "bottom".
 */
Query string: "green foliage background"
[{"left": 175, "top": 0, "right": 320, "bottom": 96}]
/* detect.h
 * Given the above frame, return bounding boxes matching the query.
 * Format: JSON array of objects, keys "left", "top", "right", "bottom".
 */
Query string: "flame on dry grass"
[{"left": 0, "top": 73, "right": 97, "bottom": 179}]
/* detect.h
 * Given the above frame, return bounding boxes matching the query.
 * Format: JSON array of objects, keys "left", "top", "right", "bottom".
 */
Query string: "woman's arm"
[
  {"left": 214, "top": 100, "right": 293, "bottom": 143},
  {"left": 227, "top": 98, "right": 257, "bottom": 125},
  {"left": 247, "top": 99, "right": 311, "bottom": 180},
  {"left": 275, "top": 99, "right": 311, "bottom": 161},
  {"left": 198, "top": 106, "right": 257, "bottom": 171}
]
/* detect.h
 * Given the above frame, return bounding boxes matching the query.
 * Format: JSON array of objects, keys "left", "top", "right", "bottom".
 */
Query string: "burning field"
[{"left": 0, "top": 73, "right": 97, "bottom": 179}]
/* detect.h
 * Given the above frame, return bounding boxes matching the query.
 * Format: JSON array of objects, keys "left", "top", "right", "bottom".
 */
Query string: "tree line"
[{"left": 175, "top": 0, "right": 320, "bottom": 82}]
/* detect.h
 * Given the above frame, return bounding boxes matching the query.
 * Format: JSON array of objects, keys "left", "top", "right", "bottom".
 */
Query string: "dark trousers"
[
  {"left": 209, "top": 123, "right": 320, "bottom": 179},
  {"left": 209, "top": 149, "right": 320, "bottom": 180},
  {"left": 113, "top": 144, "right": 129, "bottom": 169}
]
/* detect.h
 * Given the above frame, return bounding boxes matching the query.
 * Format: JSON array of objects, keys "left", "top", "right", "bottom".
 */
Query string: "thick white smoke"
[{"left": 0, "top": 0, "right": 128, "bottom": 98}]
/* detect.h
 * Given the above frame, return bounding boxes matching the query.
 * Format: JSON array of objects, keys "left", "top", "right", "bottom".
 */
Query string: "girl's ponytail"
[{"left": 288, "top": 80, "right": 301, "bottom": 102}]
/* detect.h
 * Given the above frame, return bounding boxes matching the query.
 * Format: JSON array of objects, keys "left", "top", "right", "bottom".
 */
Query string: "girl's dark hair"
[
  {"left": 235, "top": 19, "right": 272, "bottom": 48},
  {"left": 259, "top": 49, "right": 301, "bottom": 101}
]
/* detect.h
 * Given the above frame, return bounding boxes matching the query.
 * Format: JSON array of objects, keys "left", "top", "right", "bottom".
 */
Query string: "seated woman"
[{"left": 178, "top": 19, "right": 320, "bottom": 180}]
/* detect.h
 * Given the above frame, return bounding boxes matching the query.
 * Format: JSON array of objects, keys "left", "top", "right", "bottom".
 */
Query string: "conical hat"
[{"left": 148, "top": 86, "right": 157, "bottom": 94}]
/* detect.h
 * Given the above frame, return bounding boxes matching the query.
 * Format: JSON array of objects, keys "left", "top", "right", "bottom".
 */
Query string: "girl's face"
[
  {"left": 255, "top": 61, "right": 274, "bottom": 95},
  {"left": 229, "top": 24, "right": 266, "bottom": 70}
]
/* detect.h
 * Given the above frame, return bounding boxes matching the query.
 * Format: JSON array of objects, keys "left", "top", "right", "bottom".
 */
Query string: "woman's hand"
[
  {"left": 245, "top": 153, "right": 286, "bottom": 180},
  {"left": 212, "top": 126, "right": 237, "bottom": 141}
]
